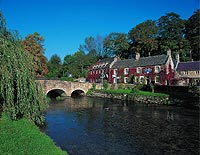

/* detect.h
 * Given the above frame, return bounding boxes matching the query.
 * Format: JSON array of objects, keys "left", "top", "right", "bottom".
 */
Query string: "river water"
[{"left": 41, "top": 97, "right": 199, "bottom": 155}]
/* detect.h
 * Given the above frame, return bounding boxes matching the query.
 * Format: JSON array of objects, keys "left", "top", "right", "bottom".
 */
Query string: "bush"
[{"left": 103, "top": 80, "right": 108, "bottom": 90}]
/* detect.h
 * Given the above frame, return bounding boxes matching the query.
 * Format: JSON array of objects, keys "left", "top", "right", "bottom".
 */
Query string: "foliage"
[
  {"left": 128, "top": 20, "right": 158, "bottom": 57},
  {"left": 103, "top": 80, "right": 108, "bottom": 90},
  {"left": 0, "top": 113, "right": 67, "bottom": 155},
  {"left": 185, "top": 9, "right": 200, "bottom": 61},
  {"left": 22, "top": 32, "right": 48, "bottom": 77},
  {"left": 92, "top": 83, "right": 96, "bottom": 90},
  {"left": 62, "top": 50, "right": 96, "bottom": 78},
  {"left": 117, "top": 83, "right": 124, "bottom": 89},
  {"left": 46, "top": 54, "right": 62, "bottom": 78},
  {"left": 60, "top": 77, "right": 74, "bottom": 82},
  {"left": 157, "top": 12, "right": 190, "bottom": 60},
  {"left": 103, "top": 32, "right": 130, "bottom": 58},
  {"left": 131, "top": 84, "right": 146, "bottom": 93},
  {"left": 100, "top": 88, "right": 168, "bottom": 97},
  {"left": 79, "top": 35, "right": 105, "bottom": 58},
  {"left": 0, "top": 12, "right": 47, "bottom": 125}
]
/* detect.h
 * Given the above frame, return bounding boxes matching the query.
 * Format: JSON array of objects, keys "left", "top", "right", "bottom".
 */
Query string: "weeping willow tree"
[{"left": 0, "top": 12, "right": 47, "bottom": 125}]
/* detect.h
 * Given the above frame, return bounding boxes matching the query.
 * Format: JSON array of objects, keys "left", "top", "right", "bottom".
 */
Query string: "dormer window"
[
  {"left": 155, "top": 66, "right": 161, "bottom": 73},
  {"left": 124, "top": 68, "right": 129, "bottom": 75}
]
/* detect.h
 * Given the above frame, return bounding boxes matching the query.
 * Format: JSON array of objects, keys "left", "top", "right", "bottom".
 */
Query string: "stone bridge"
[{"left": 35, "top": 79, "right": 101, "bottom": 97}]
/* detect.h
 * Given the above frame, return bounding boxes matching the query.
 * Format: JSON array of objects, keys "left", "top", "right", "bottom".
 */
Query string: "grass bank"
[
  {"left": 0, "top": 113, "right": 67, "bottom": 155},
  {"left": 102, "top": 89, "right": 169, "bottom": 97}
]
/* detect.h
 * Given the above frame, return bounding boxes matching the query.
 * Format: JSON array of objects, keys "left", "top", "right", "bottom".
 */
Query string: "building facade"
[
  {"left": 88, "top": 50, "right": 175, "bottom": 85},
  {"left": 174, "top": 61, "right": 200, "bottom": 86},
  {"left": 87, "top": 57, "right": 118, "bottom": 83},
  {"left": 110, "top": 51, "right": 175, "bottom": 85}
]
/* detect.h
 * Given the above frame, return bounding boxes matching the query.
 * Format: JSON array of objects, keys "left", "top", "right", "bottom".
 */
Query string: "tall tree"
[
  {"left": 22, "top": 32, "right": 48, "bottom": 77},
  {"left": 128, "top": 20, "right": 158, "bottom": 57},
  {"left": 185, "top": 9, "right": 200, "bottom": 61},
  {"left": 46, "top": 54, "right": 62, "bottom": 78},
  {"left": 157, "top": 12, "right": 190, "bottom": 60},
  {"left": 0, "top": 12, "right": 47, "bottom": 125},
  {"left": 103, "top": 32, "right": 130, "bottom": 58},
  {"left": 79, "top": 35, "right": 105, "bottom": 58}
]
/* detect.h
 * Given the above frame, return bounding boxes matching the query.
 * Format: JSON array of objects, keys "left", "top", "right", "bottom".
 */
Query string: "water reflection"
[{"left": 42, "top": 97, "right": 199, "bottom": 155}]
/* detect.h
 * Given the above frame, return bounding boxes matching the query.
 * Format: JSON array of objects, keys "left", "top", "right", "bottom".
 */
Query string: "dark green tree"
[
  {"left": 157, "top": 12, "right": 190, "bottom": 60},
  {"left": 46, "top": 54, "right": 62, "bottom": 78},
  {"left": 185, "top": 9, "right": 200, "bottom": 61},
  {"left": 128, "top": 20, "right": 158, "bottom": 57},
  {"left": 0, "top": 12, "right": 47, "bottom": 125},
  {"left": 103, "top": 32, "right": 130, "bottom": 58}
]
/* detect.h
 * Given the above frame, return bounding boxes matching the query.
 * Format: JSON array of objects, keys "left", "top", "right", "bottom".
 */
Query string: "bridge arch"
[
  {"left": 71, "top": 88, "right": 86, "bottom": 97},
  {"left": 46, "top": 88, "right": 68, "bottom": 98}
]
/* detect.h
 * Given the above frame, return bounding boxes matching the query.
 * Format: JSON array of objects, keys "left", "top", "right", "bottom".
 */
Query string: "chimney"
[
  {"left": 167, "top": 49, "right": 171, "bottom": 56},
  {"left": 135, "top": 52, "right": 140, "bottom": 60}
]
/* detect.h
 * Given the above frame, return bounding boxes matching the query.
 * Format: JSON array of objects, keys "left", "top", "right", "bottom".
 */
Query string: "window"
[
  {"left": 155, "top": 66, "right": 161, "bottom": 73},
  {"left": 137, "top": 67, "right": 142, "bottom": 74},
  {"left": 140, "top": 76, "right": 144, "bottom": 84},
  {"left": 113, "top": 78, "right": 117, "bottom": 84},
  {"left": 135, "top": 76, "right": 139, "bottom": 83},
  {"left": 124, "top": 77, "right": 128, "bottom": 83},
  {"left": 155, "top": 76, "right": 160, "bottom": 83},
  {"left": 196, "top": 71, "right": 200, "bottom": 74},
  {"left": 183, "top": 71, "right": 188, "bottom": 75},
  {"left": 113, "top": 69, "right": 117, "bottom": 75},
  {"left": 124, "top": 68, "right": 129, "bottom": 75}
]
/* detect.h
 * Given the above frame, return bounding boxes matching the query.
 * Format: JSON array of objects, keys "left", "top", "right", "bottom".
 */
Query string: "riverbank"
[
  {"left": 0, "top": 113, "right": 68, "bottom": 155},
  {"left": 88, "top": 89, "right": 170, "bottom": 105}
]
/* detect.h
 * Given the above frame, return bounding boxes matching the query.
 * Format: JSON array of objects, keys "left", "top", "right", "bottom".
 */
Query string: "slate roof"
[
  {"left": 112, "top": 55, "right": 169, "bottom": 68},
  {"left": 176, "top": 61, "right": 200, "bottom": 71},
  {"left": 97, "top": 57, "right": 115, "bottom": 64},
  {"left": 90, "top": 57, "right": 115, "bottom": 70}
]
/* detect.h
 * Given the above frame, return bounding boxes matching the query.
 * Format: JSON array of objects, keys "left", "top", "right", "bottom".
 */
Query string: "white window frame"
[
  {"left": 113, "top": 69, "right": 117, "bottom": 75},
  {"left": 184, "top": 71, "right": 188, "bottom": 75},
  {"left": 124, "top": 68, "right": 129, "bottom": 75},
  {"left": 139, "top": 76, "right": 144, "bottom": 83},
  {"left": 155, "top": 66, "right": 161, "bottom": 73},
  {"left": 155, "top": 76, "right": 160, "bottom": 83},
  {"left": 196, "top": 71, "right": 200, "bottom": 74},
  {"left": 113, "top": 78, "right": 117, "bottom": 84},
  {"left": 124, "top": 77, "right": 128, "bottom": 83},
  {"left": 137, "top": 67, "right": 142, "bottom": 74}
]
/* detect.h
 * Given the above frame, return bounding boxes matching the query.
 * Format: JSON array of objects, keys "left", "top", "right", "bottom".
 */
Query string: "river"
[{"left": 41, "top": 97, "right": 199, "bottom": 155}]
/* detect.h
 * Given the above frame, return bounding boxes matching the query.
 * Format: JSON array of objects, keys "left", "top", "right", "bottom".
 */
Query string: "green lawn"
[
  {"left": 102, "top": 89, "right": 169, "bottom": 97},
  {"left": 0, "top": 114, "right": 67, "bottom": 155}
]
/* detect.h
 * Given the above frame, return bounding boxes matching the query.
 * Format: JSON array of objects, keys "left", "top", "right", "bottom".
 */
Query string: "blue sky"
[{"left": 0, "top": 0, "right": 199, "bottom": 60}]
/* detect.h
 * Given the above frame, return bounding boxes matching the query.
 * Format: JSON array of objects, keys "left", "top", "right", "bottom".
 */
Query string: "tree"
[
  {"left": 157, "top": 12, "right": 190, "bottom": 60},
  {"left": 128, "top": 20, "right": 158, "bottom": 57},
  {"left": 46, "top": 54, "right": 62, "bottom": 78},
  {"left": 185, "top": 9, "right": 200, "bottom": 61},
  {"left": 0, "top": 12, "right": 47, "bottom": 125},
  {"left": 79, "top": 35, "right": 105, "bottom": 58},
  {"left": 22, "top": 32, "right": 48, "bottom": 77},
  {"left": 103, "top": 32, "right": 130, "bottom": 58}
]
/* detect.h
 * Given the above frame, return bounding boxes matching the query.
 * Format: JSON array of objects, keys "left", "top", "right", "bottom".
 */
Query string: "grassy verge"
[
  {"left": 0, "top": 113, "right": 67, "bottom": 155},
  {"left": 99, "top": 89, "right": 169, "bottom": 97}
]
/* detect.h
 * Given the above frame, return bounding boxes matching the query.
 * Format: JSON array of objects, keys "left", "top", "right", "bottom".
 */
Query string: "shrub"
[{"left": 103, "top": 80, "right": 108, "bottom": 90}]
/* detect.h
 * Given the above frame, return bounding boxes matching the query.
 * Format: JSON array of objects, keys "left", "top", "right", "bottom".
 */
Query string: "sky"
[{"left": 0, "top": 0, "right": 199, "bottom": 60}]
